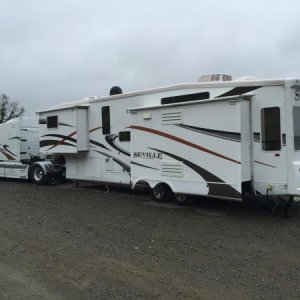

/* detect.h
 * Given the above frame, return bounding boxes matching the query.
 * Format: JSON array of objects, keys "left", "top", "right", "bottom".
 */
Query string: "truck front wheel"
[{"left": 30, "top": 165, "right": 47, "bottom": 185}]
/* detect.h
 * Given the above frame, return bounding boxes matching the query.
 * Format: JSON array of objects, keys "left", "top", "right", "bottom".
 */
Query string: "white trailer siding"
[{"left": 129, "top": 97, "right": 251, "bottom": 199}]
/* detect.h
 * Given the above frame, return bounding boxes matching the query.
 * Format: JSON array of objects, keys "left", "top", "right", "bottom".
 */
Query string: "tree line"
[{"left": 0, "top": 94, "right": 25, "bottom": 124}]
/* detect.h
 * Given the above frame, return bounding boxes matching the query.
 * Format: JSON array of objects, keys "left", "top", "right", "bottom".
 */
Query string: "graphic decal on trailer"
[
  {"left": 40, "top": 140, "right": 76, "bottom": 148},
  {"left": 40, "top": 126, "right": 110, "bottom": 151},
  {"left": 40, "top": 134, "right": 111, "bottom": 152},
  {"left": 177, "top": 124, "right": 241, "bottom": 142},
  {"left": 131, "top": 126, "right": 277, "bottom": 169},
  {"left": 216, "top": 86, "right": 262, "bottom": 98},
  {"left": 42, "top": 133, "right": 77, "bottom": 150},
  {"left": 130, "top": 126, "right": 241, "bottom": 164},
  {"left": 150, "top": 147, "right": 241, "bottom": 198},
  {"left": 105, "top": 134, "right": 130, "bottom": 156}
]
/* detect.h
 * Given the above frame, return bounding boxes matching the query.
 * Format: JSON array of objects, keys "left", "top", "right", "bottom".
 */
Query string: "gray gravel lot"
[{"left": 0, "top": 180, "right": 300, "bottom": 299}]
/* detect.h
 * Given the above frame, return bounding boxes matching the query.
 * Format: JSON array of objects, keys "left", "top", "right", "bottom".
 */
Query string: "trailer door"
[{"left": 252, "top": 101, "right": 287, "bottom": 195}]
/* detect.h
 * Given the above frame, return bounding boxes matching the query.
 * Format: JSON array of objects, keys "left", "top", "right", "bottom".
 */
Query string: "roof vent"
[
  {"left": 110, "top": 86, "right": 123, "bottom": 95},
  {"left": 198, "top": 74, "right": 232, "bottom": 82}
]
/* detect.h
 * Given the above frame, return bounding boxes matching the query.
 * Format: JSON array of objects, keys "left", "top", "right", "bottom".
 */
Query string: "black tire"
[
  {"left": 173, "top": 194, "right": 193, "bottom": 206},
  {"left": 30, "top": 165, "right": 47, "bottom": 185},
  {"left": 152, "top": 183, "right": 172, "bottom": 202}
]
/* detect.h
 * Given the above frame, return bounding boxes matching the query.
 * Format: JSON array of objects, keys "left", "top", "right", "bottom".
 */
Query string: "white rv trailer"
[
  {"left": 37, "top": 76, "right": 300, "bottom": 206},
  {"left": 0, "top": 117, "right": 63, "bottom": 182}
]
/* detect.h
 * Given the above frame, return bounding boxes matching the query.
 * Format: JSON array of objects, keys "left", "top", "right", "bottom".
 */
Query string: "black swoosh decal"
[
  {"left": 0, "top": 149, "right": 15, "bottom": 160},
  {"left": 150, "top": 147, "right": 241, "bottom": 199},
  {"left": 130, "top": 125, "right": 240, "bottom": 164},
  {"left": 216, "top": 86, "right": 262, "bottom": 98},
  {"left": 40, "top": 140, "right": 76, "bottom": 148},
  {"left": 3, "top": 145, "right": 16, "bottom": 157},
  {"left": 59, "top": 122, "right": 75, "bottom": 127},
  {"left": 9, "top": 137, "right": 22, "bottom": 141},
  {"left": 90, "top": 140, "right": 111, "bottom": 151},
  {"left": 105, "top": 134, "right": 130, "bottom": 156},
  {"left": 42, "top": 134, "right": 110, "bottom": 151},
  {"left": 42, "top": 134, "right": 77, "bottom": 144},
  {"left": 177, "top": 125, "right": 241, "bottom": 142}
]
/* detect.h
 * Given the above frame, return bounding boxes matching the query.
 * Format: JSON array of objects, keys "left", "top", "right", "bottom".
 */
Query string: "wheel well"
[
  {"left": 154, "top": 182, "right": 171, "bottom": 190},
  {"left": 28, "top": 164, "right": 35, "bottom": 177},
  {"left": 133, "top": 179, "right": 174, "bottom": 191},
  {"left": 154, "top": 182, "right": 175, "bottom": 194},
  {"left": 133, "top": 180, "right": 151, "bottom": 192}
]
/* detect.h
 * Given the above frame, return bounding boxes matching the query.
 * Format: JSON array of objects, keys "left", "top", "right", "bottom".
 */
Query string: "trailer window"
[
  {"left": 47, "top": 116, "right": 58, "bottom": 128},
  {"left": 261, "top": 107, "right": 281, "bottom": 151},
  {"left": 293, "top": 107, "right": 300, "bottom": 150},
  {"left": 102, "top": 106, "right": 110, "bottom": 134},
  {"left": 161, "top": 92, "right": 209, "bottom": 105},
  {"left": 119, "top": 131, "right": 131, "bottom": 142}
]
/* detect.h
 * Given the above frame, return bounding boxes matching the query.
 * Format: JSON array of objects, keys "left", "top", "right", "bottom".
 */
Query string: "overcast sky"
[{"left": 1, "top": 0, "right": 300, "bottom": 115}]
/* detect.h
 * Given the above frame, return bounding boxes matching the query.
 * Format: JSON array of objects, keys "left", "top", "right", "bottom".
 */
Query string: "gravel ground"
[{"left": 0, "top": 180, "right": 300, "bottom": 299}]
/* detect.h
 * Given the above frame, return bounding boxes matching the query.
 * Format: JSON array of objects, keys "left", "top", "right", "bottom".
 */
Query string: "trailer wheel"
[
  {"left": 30, "top": 165, "right": 47, "bottom": 185},
  {"left": 152, "top": 183, "right": 172, "bottom": 202},
  {"left": 173, "top": 194, "right": 193, "bottom": 206}
]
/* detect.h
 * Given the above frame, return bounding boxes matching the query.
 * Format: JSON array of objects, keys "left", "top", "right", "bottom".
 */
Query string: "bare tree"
[{"left": 0, "top": 94, "right": 25, "bottom": 124}]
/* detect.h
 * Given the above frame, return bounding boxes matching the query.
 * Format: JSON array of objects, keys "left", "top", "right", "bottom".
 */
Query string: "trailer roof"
[
  {"left": 128, "top": 95, "right": 252, "bottom": 112},
  {"left": 37, "top": 78, "right": 297, "bottom": 114}
]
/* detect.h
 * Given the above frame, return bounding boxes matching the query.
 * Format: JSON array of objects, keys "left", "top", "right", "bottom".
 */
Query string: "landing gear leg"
[{"left": 284, "top": 196, "right": 294, "bottom": 218}]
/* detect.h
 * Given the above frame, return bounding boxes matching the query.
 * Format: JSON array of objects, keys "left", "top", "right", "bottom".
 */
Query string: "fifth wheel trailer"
[
  {"left": 0, "top": 117, "right": 63, "bottom": 183},
  {"left": 37, "top": 76, "right": 300, "bottom": 206}
]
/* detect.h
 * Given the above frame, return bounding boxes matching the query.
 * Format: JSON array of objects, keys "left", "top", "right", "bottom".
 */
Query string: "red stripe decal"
[
  {"left": 0, "top": 150, "right": 16, "bottom": 160},
  {"left": 254, "top": 160, "right": 277, "bottom": 168},
  {"left": 130, "top": 125, "right": 241, "bottom": 164},
  {"left": 89, "top": 126, "right": 102, "bottom": 133},
  {"left": 47, "top": 131, "right": 77, "bottom": 150}
]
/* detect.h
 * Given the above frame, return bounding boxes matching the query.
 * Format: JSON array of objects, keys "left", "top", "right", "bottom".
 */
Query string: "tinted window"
[
  {"left": 47, "top": 116, "right": 58, "bottom": 128},
  {"left": 119, "top": 131, "right": 131, "bottom": 142},
  {"left": 293, "top": 106, "right": 300, "bottom": 150},
  {"left": 261, "top": 107, "right": 281, "bottom": 151},
  {"left": 102, "top": 106, "right": 110, "bottom": 134},
  {"left": 161, "top": 92, "right": 209, "bottom": 105}
]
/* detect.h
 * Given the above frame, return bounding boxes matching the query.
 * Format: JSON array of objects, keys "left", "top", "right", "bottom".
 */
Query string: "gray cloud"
[{"left": 0, "top": 0, "right": 300, "bottom": 115}]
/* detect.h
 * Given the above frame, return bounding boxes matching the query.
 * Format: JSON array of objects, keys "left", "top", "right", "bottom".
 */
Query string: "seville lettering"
[{"left": 133, "top": 152, "right": 162, "bottom": 159}]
